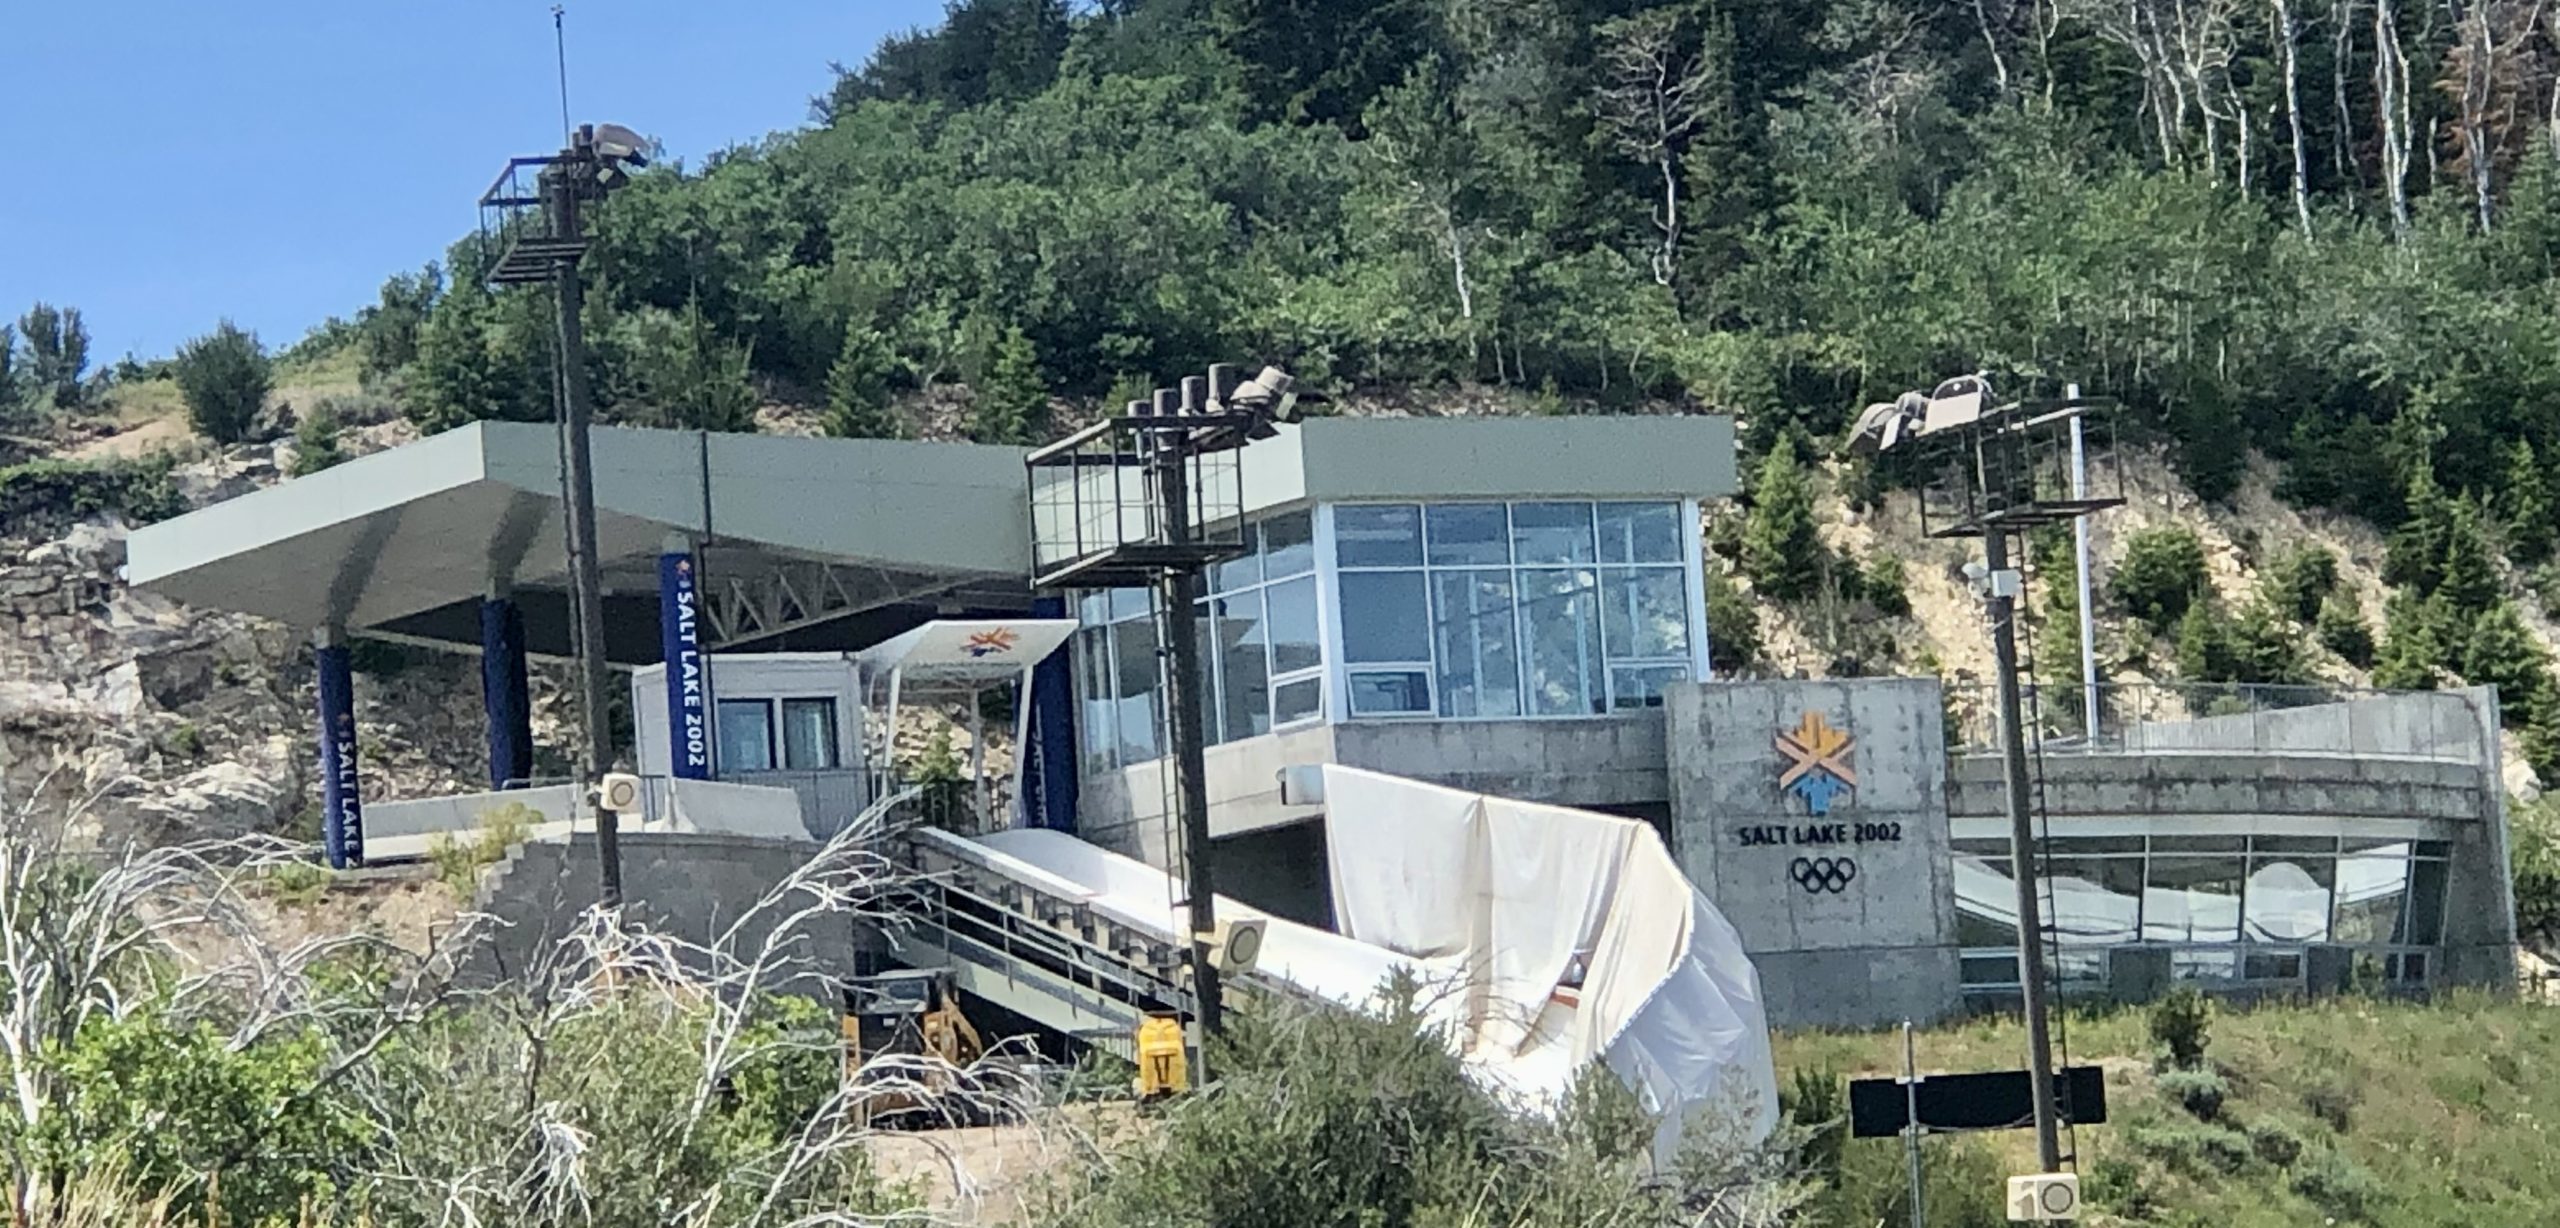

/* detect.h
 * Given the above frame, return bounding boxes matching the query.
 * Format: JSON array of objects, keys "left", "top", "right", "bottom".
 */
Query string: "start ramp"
[{"left": 890, "top": 765, "right": 1776, "bottom": 1157}]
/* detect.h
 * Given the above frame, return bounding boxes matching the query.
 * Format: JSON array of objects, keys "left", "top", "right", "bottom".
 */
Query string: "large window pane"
[
  {"left": 1109, "top": 616, "right": 1161, "bottom": 764},
  {"left": 781, "top": 698, "right": 840, "bottom": 771},
  {"left": 1213, "top": 524, "right": 1262, "bottom": 593},
  {"left": 1601, "top": 567, "right": 1691, "bottom": 660},
  {"left": 1265, "top": 576, "right": 1321, "bottom": 676},
  {"left": 1340, "top": 571, "right": 1432, "bottom": 662},
  {"left": 1263, "top": 511, "right": 1314, "bottom": 579},
  {"left": 1274, "top": 676, "right": 1324, "bottom": 726},
  {"left": 2045, "top": 857, "right": 2145, "bottom": 947},
  {"left": 717, "top": 699, "right": 775, "bottom": 772},
  {"left": 1335, "top": 505, "right": 1424, "bottom": 567},
  {"left": 1348, "top": 670, "right": 1432, "bottom": 716},
  {"left": 1519, "top": 568, "right": 1602, "bottom": 715},
  {"left": 2244, "top": 854, "right": 2335, "bottom": 943},
  {"left": 2398, "top": 857, "right": 2449, "bottom": 945},
  {"left": 2332, "top": 853, "right": 2411, "bottom": 943},
  {"left": 1511, "top": 502, "right": 1596, "bottom": 565},
  {"left": 1597, "top": 502, "right": 1683, "bottom": 564},
  {"left": 1194, "top": 598, "right": 1222, "bottom": 746},
  {"left": 1215, "top": 589, "right": 1271, "bottom": 742},
  {"left": 2143, "top": 856, "right": 2243, "bottom": 943},
  {"left": 1426, "top": 504, "right": 1510, "bottom": 566},
  {"left": 1075, "top": 626, "right": 1116, "bottom": 775},
  {"left": 1432, "top": 570, "right": 1521, "bottom": 718}
]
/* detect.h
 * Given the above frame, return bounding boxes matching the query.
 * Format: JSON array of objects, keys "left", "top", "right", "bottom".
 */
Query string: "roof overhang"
[{"left": 126, "top": 422, "right": 1039, "bottom": 663}]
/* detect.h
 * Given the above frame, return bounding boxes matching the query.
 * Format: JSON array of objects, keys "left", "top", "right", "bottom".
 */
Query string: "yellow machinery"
[
  {"left": 1134, "top": 1011, "right": 1189, "bottom": 1100},
  {"left": 843, "top": 969, "right": 986, "bottom": 1126}
]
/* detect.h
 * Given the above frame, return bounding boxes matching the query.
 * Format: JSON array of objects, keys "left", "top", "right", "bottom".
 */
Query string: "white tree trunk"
[
  {"left": 2334, "top": 0, "right": 2362, "bottom": 186},
  {"left": 2375, "top": 0, "right": 2412, "bottom": 235},
  {"left": 2278, "top": 0, "right": 2316, "bottom": 237}
]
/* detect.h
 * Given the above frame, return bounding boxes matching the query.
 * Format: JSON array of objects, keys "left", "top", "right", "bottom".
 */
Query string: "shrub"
[
  {"left": 0, "top": 456, "right": 185, "bottom": 532},
  {"left": 173, "top": 320, "right": 272, "bottom": 444},
  {"left": 2150, "top": 985, "right": 2211, "bottom": 1068},
  {"left": 265, "top": 859, "right": 332, "bottom": 908},
  {"left": 2510, "top": 793, "right": 2560, "bottom": 947},
  {"left": 2155, "top": 1066, "right": 2228, "bottom": 1122},
  {"left": 2247, "top": 1117, "right": 2307, "bottom": 1168},
  {"left": 2128, "top": 1120, "right": 2253, "bottom": 1176},
  {"left": 1783, "top": 1065, "right": 1846, "bottom": 1186},
  {"left": 1706, "top": 567, "right": 1762, "bottom": 673},
  {"left": 969, "top": 324, "right": 1047, "bottom": 445},
  {"left": 2300, "top": 1079, "right": 2357, "bottom": 1133},
  {"left": 288, "top": 402, "right": 344, "bottom": 476},
  {"left": 2290, "top": 1148, "right": 2380, "bottom": 1220},
  {"left": 2268, "top": 544, "right": 2341, "bottom": 622},
  {"left": 428, "top": 801, "right": 539, "bottom": 898},
  {"left": 1861, "top": 554, "right": 1911, "bottom": 617},
  {"left": 2114, "top": 526, "right": 2210, "bottom": 625}
]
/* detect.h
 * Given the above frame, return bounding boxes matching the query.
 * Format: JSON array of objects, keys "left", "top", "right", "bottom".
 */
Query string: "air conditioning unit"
[
  {"left": 2005, "top": 1173, "right": 2080, "bottom": 1222},
  {"left": 597, "top": 773, "right": 644, "bottom": 814},
  {"left": 1203, "top": 918, "right": 1266, "bottom": 976}
]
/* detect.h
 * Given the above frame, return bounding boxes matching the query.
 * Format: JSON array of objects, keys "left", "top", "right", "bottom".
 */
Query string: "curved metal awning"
[{"left": 126, "top": 422, "right": 1040, "bottom": 664}]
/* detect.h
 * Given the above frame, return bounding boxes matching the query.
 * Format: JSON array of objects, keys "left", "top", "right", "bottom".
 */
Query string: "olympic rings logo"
[{"left": 1789, "top": 856, "right": 1859, "bottom": 895}]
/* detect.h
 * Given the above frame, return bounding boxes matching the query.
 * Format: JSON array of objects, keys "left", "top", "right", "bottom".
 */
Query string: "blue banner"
[
  {"left": 479, "top": 597, "right": 533, "bottom": 790},
  {"left": 1022, "top": 595, "right": 1080, "bottom": 831},
  {"left": 316, "top": 644, "right": 365, "bottom": 868},
  {"left": 659, "top": 551, "right": 712, "bottom": 779}
]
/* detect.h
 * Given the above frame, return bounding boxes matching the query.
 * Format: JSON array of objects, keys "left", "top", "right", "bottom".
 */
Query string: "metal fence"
[{"left": 1945, "top": 681, "right": 2491, "bottom": 766}]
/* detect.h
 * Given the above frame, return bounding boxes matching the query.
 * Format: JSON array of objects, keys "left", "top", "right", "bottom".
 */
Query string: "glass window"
[
  {"left": 1213, "top": 523, "right": 1262, "bottom": 593},
  {"left": 2251, "top": 836, "right": 2339, "bottom": 855},
  {"left": 1263, "top": 511, "right": 1315, "bottom": 579},
  {"left": 1109, "top": 616, "right": 1162, "bottom": 765},
  {"left": 1192, "top": 598, "right": 1222, "bottom": 746},
  {"left": 1335, "top": 505, "right": 1424, "bottom": 567},
  {"left": 1274, "top": 676, "right": 1324, "bottom": 726},
  {"left": 1348, "top": 670, "right": 1432, "bottom": 716},
  {"left": 1426, "top": 504, "right": 1510, "bottom": 566},
  {"left": 2150, "top": 835, "right": 2247, "bottom": 853},
  {"left": 1609, "top": 664, "right": 1688, "bottom": 710},
  {"left": 716, "top": 699, "right": 775, "bottom": 772},
  {"left": 1960, "top": 953, "right": 2021, "bottom": 986},
  {"left": 1215, "top": 589, "right": 1271, "bottom": 743},
  {"left": 1265, "top": 576, "right": 1321, "bottom": 676},
  {"left": 1601, "top": 567, "right": 1690, "bottom": 660},
  {"left": 2244, "top": 853, "right": 2336, "bottom": 943},
  {"left": 2398, "top": 857, "right": 2449, "bottom": 945},
  {"left": 1511, "top": 502, "right": 1596, "bottom": 565},
  {"left": 1432, "top": 570, "right": 1521, "bottom": 718},
  {"left": 1519, "top": 568, "right": 1602, "bottom": 715},
  {"left": 2172, "top": 950, "right": 2240, "bottom": 982},
  {"left": 1074, "top": 625, "right": 1115, "bottom": 776},
  {"left": 780, "top": 698, "right": 839, "bottom": 771},
  {"left": 2045, "top": 857, "right": 2145, "bottom": 947},
  {"left": 2331, "top": 851, "right": 2411, "bottom": 943},
  {"left": 1596, "top": 502, "right": 1683, "bottom": 564},
  {"left": 2143, "top": 857, "right": 2244, "bottom": 944},
  {"left": 2243, "top": 950, "right": 2305, "bottom": 982},
  {"left": 1340, "top": 571, "right": 1432, "bottom": 662}
]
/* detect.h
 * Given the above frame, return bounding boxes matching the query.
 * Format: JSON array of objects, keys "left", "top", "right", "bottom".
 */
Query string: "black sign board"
[{"left": 1848, "top": 1066, "right": 2108, "bottom": 1138}]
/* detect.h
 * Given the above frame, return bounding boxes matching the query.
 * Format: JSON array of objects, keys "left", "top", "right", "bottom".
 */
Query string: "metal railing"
[{"left": 1946, "top": 681, "right": 2491, "bottom": 766}]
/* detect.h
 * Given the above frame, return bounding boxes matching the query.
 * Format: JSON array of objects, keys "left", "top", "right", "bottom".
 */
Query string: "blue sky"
[{"left": 0, "top": 1, "right": 941, "bottom": 363}]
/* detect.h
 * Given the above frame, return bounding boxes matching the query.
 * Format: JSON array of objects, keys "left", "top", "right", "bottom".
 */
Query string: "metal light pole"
[
  {"left": 483, "top": 122, "right": 650, "bottom": 909},
  {"left": 1151, "top": 399, "right": 1223, "bottom": 1038},
  {"left": 1984, "top": 525, "right": 2063, "bottom": 1172}
]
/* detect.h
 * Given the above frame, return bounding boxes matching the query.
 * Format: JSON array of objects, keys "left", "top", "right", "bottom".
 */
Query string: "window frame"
[
  {"left": 714, "top": 697, "right": 777, "bottom": 774},
  {"left": 777, "top": 696, "right": 842, "bottom": 772}
]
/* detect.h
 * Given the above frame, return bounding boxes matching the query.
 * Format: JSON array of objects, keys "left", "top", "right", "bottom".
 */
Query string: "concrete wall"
[
  {"left": 1664, "top": 678, "right": 1962, "bottom": 1029},
  {"left": 2120, "top": 688, "right": 2492, "bottom": 763},
  {"left": 468, "top": 831, "right": 860, "bottom": 998},
  {"left": 369, "top": 784, "right": 575, "bottom": 840}
]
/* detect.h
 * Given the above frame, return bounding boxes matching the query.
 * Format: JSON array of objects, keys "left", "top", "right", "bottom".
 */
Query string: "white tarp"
[{"left": 963, "top": 767, "right": 1776, "bottom": 1162}]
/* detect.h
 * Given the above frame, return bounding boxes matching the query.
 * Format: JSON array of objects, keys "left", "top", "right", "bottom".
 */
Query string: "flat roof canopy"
[{"left": 126, "top": 422, "right": 1037, "bottom": 664}]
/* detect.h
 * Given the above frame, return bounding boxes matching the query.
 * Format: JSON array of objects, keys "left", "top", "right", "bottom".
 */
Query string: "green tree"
[
  {"left": 172, "top": 320, "right": 271, "bottom": 445},
  {"left": 2372, "top": 593, "right": 2451, "bottom": 690},
  {"left": 969, "top": 324, "right": 1048, "bottom": 446},
  {"left": 2268, "top": 544, "right": 2341, "bottom": 623},
  {"left": 289, "top": 403, "right": 344, "bottom": 476},
  {"left": 2462, "top": 601, "right": 2556, "bottom": 726},
  {"left": 408, "top": 290, "right": 547, "bottom": 433},
  {"left": 2384, "top": 466, "right": 2453, "bottom": 592},
  {"left": 2315, "top": 591, "right": 2375, "bottom": 668},
  {"left": 823, "top": 319, "right": 903, "bottom": 439},
  {"left": 1742, "top": 434, "right": 1822, "bottom": 601},
  {"left": 2175, "top": 600, "right": 2234, "bottom": 683},
  {"left": 1705, "top": 566, "right": 1761, "bottom": 674},
  {"left": 14, "top": 302, "right": 89, "bottom": 408},
  {"left": 357, "top": 263, "right": 442, "bottom": 381},
  {"left": 2438, "top": 498, "right": 2504, "bottom": 618},
  {"left": 0, "top": 323, "right": 18, "bottom": 423},
  {"left": 599, "top": 296, "right": 760, "bottom": 433},
  {"left": 2114, "top": 526, "right": 2210, "bottom": 627},
  {"left": 2505, "top": 440, "right": 2555, "bottom": 565}
]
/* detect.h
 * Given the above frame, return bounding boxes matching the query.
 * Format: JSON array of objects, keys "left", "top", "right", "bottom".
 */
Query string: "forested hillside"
[{"left": 12, "top": 0, "right": 2560, "bottom": 776}]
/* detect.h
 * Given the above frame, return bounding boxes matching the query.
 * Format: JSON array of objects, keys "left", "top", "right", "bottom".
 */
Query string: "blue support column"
[
  {"left": 480, "top": 594, "right": 533, "bottom": 790},
  {"left": 659, "top": 546, "right": 713, "bottom": 779},
  {"left": 1022, "top": 595, "right": 1080, "bottom": 832},
  {"left": 315, "top": 637, "right": 365, "bottom": 868}
]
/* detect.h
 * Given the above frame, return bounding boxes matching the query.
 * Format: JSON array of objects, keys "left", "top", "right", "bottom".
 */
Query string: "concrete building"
[{"left": 123, "top": 415, "right": 2517, "bottom": 1031}]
